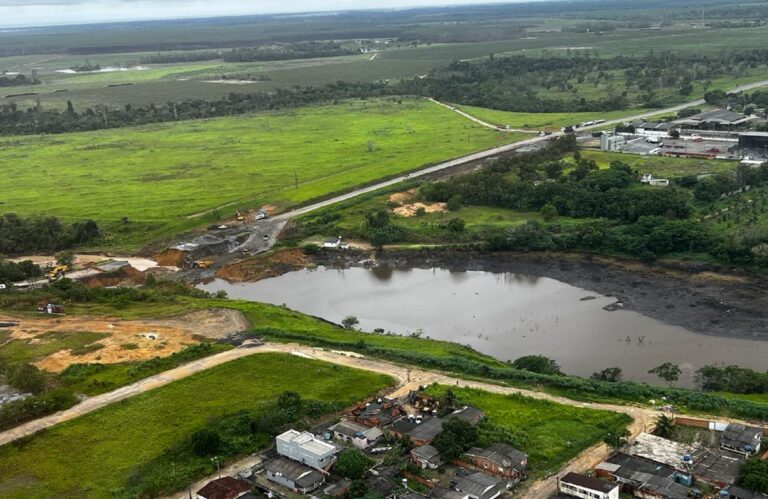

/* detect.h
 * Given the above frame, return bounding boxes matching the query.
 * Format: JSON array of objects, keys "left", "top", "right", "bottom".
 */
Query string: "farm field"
[
  {"left": 0, "top": 353, "right": 393, "bottom": 498},
  {"left": 0, "top": 98, "right": 522, "bottom": 250},
  {"left": 570, "top": 150, "right": 739, "bottom": 178},
  {"left": 424, "top": 385, "right": 632, "bottom": 478}
]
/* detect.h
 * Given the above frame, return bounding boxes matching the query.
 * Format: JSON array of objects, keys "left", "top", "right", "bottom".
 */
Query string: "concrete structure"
[
  {"left": 463, "top": 443, "right": 528, "bottom": 480},
  {"left": 557, "top": 472, "right": 619, "bottom": 499},
  {"left": 676, "top": 109, "right": 752, "bottom": 129},
  {"left": 196, "top": 476, "right": 251, "bottom": 499},
  {"left": 649, "top": 179, "right": 670, "bottom": 187},
  {"left": 265, "top": 457, "right": 325, "bottom": 493},
  {"left": 601, "top": 133, "right": 625, "bottom": 151},
  {"left": 329, "top": 419, "right": 383, "bottom": 449},
  {"left": 721, "top": 423, "right": 762, "bottom": 456},
  {"left": 636, "top": 122, "right": 674, "bottom": 139},
  {"left": 411, "top": 444, "right": 443, "bottom": 469},
  {"left": 275, "top": 429, "right": 338, "bottom": 471},
  {"left": 454, "top": 472, "right": 505, "bottom": 499},
  {"left": 739, "top": 131, "right": 768, "bottom": 149}
]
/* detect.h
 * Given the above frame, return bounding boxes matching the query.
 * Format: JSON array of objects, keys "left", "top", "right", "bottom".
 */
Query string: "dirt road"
[{"left": 0, "top": 342, "right": 747, "bottom": 498}]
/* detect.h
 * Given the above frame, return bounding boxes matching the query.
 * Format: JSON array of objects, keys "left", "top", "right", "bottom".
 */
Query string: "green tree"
[
  {"left": 648, "top": 362, "right": 681, "bottom": 387},
  {"left": 335, "top": 448, "right": 372, "bottom": 480},
  {"left": 591, "top": 367, "right": 622, "bottom": 383},
  {"left": 432, "top": 417, "right": 478, "bottom": 460},
  {"left": 7, "top": 364, "right": 47, "bottom": 394},
  {"left": 277, "top": 391, "right": 303, "bottom": 420},
  {"left": 445, "top": 218, "right": 466, "bottom": 233},
  {"left": 603, "top": 429, "right": 630, "bottom": 452},
  {"left": 191, "top": 429, "right": 222, "bottom": 456},
  {"left": 738, "top": 457, "right": 768, "bottom": 494},
  {"left": 342, "top": 316, "right": 360, "bottom": 330},
  {"left": 540, "top": 203, "right": 558, "bottom": 221},
  {"left": 654, "top": 414, "right": 675, "bottom": 439},
  {"left": 511, "top": 355, "right": 562, "bottom": 375}
]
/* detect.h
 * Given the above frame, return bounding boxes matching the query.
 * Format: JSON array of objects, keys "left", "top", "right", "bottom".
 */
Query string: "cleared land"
[
  {"left": 0, "top": 353, "right": 393, "bottom": 499},
  {"left": 0, "top": 308, "right": 246, "bottom": 372},
  {"left": 0, "top": 98, "right": 521, "bottom": 250},
  {"left": 570, "top": 150, "right": 738, "bottom": 178}
]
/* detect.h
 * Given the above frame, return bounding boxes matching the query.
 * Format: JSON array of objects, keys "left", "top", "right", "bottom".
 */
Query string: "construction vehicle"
[
  {"left": 38, "top": 303, "right": 65, "bottom": 315},
  {"left": 236, "top": 210, "right": 245, "bottom": 223},
  {"left": 194, "top": 260, "right": 213, "bottom": 269},
  {"left": 46, "top": 264, "right": 69, "bottom": 281}
]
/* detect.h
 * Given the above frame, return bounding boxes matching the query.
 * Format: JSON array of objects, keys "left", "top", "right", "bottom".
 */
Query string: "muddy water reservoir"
[{"left": 199, "top": 266, "right": 768, "bottom": 386}]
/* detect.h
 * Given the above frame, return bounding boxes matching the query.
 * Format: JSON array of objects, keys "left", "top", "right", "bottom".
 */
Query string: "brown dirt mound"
[
  {"left": 394, "top": 202, "right": 447, "bottom": 217},
  {"left": 388, "top": 189, "right": 418, "bottom": 204},
  {"left": 217, "top": 248, "right": 310, "bottom": 282},
  {"left": 0, "top": 308, "right": 249, "bottom": 373},
  {"left": 156, "top": 248, "right": 189, "bottom": 267}
]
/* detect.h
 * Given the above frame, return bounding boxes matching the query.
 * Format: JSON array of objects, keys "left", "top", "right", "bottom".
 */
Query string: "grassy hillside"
[
  {"left": 0, "top": 98, "right": 521, "bottom": 250},
  {"left": 0, "top": 353, "right": 392, "bottom": 498}
]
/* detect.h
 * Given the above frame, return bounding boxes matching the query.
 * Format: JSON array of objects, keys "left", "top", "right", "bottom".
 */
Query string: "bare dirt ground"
[
  {"left": 389, "top": 188, "right": 447, "bottom": 217},
  {"left": 215, "top": 248, "right": 311, "bottom": 282},
  {"left": 9, "top": 254, "right": 160, "bottom": 272},
  {"left": 0, "top": 309, "right": 249, "bottom": 372}
]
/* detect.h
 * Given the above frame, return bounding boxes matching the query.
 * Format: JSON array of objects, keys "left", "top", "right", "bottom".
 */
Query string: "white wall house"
[{"left": 276, "top": 429, "right": 338, "bottom": 471}]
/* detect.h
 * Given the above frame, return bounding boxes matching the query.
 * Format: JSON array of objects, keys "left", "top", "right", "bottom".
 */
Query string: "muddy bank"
[
  {"left": 216, "top": 248, "right": 312, "bottom": 282},
  {"left": 306, "top": 248, "right": 768, "bottom": 342}
]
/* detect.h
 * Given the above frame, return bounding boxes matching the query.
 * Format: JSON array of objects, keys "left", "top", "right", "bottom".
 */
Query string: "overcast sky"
[{"left": 0, "top": 0, "right": 515, "bottom": 28}]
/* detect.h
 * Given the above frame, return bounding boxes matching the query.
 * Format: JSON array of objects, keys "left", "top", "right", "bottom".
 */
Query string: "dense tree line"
[
  {"left": 0, "top": 81, "right": 393, "bottom": 135},
  {"left": 399, "top": 49, "right": 768, "bottom": 112},
  {"left": 223, "top": 41, "right": 357, "bottom": 62},
  {"left": 421, "top": 161, "right": 693, "bottom": 223},
  {"left": 139, "top": 50, "right": 223, "bottom": 64},
  {"left": 0, "top": 259, "right": 41, "bottom": 284},
  {"left": 695, "top": 365, "right": 768, "bottom": 394},
  {"left": 0, "top": 214, "right": 99, "bottom": 254},
  {"left": 0, "top": 74, "right": 40, "bottom": 87}
]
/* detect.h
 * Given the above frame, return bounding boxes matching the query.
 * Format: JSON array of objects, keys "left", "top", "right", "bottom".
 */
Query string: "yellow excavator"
[
  {"left": 236, "top": 210, "right": 245, "bottom": 223},
  {"left": 194, "top": 260, "right": 213, "bottom": 269},
  {"left": 46, "top": 264, "right": 69, "bottom": 281}
]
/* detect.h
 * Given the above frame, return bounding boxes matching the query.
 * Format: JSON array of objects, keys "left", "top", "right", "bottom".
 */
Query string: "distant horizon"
[{"left": 0, "top": 0, "right": 537, "bottom": 30}]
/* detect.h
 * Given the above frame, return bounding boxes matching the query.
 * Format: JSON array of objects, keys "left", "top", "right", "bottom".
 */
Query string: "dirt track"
[{"left": 0, "top": 309, "right": 248, "bottom": 372}]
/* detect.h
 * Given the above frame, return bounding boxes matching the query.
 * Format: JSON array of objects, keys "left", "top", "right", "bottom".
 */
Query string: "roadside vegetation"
[{"left": 0, "top": 353, "right": 392, "bottom": 498}]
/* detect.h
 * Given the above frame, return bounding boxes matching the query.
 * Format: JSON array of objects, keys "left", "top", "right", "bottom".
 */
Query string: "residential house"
[
  {"left": 447, "top": 406, "right": 485, "bottom": 425},
  {"left": 265, "top": 457, "right": 326, "bottom": 493},
  {"left": 196, "top": 477, "right": 251, "bottom": 499},
  {"left": 330, "top": 419, "right": 384, "bottom": 449},
  {"left": 275, "top": 429, "right": 338, "bottom": 471},
  {"left": 726, "top": 485, "right": 768, "bottom": 499},
  {"left": 463, "top": 443, "right": 528, "bottom": 480},
  {"left": 430, "top": 487, "right": 467, "bottom": 499},
  {"left": 353, "top": 397, "right": 402, "bottom": 427},
  {"left": 454, "top": 472, "right": 505, "bottom": 499},
  {"left": 557, "top": 472, "right": 619, "bottom": 499},
  {"left": 411, "top": 445, "right": 443, "bottom": 470},
  {"left": 721, "top": 423, "right": 763, "bottom": 456}
]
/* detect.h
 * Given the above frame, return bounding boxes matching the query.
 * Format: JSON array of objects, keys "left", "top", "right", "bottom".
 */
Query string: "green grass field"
[
  {"left": 0, "top": 353, "right": 393, "bottom": 499},
  {"left": 454, "top": 104, "right": 651, "bottom": 131},
  {"left": 0, "top": 98, "right": 521, "bottom": 250},
  {"left": 571, "top": 150, "right": 738, "bottom": 178},
  {"left": 425, "top": 385, "right": 632, "bottom": 478}
]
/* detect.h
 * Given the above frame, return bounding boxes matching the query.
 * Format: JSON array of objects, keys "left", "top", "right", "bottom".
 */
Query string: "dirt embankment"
[
  {"left": 216, "top": 248, "right": 311, "bottom": 282},
  {"left": 0, "top": 308, "right": 249, "bottom": 373},
  {"left": 389, "top": 189, "right": 446, "bottom": 217}
]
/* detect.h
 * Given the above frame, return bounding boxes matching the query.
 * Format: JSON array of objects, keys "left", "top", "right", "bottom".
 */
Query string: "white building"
[
  {"left": 329, "top": 419, "right": 383, "bottom": 449},
  {"left": 276, "top": 429, "right": 338, "bottom": 471},
  {"left": 557, "top": 472, "right": 619, "bottom": 499},
  {"left": 600, "top": 133, "right": 625, "bottom": 152}
]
